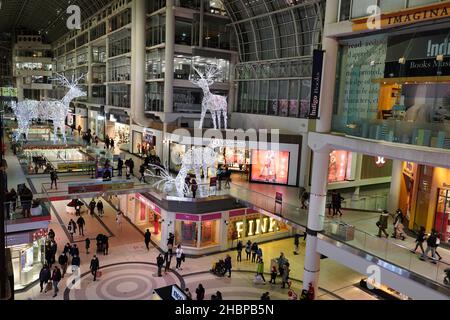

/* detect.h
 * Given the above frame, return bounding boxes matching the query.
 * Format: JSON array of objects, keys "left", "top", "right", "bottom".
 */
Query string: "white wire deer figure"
[
  {"left": 148, "top": 139, "right": 223, "bottom": 198},
  {"left": 11, "top": 73, "right": 86, "bottom": 144},
  {"left": 191, "top": 65, "right": 228, "bottom": 130}
]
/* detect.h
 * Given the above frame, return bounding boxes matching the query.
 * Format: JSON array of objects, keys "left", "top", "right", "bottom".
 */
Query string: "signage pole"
[{"left": 0, "top": 106, "right": 7, "bottom": 299}]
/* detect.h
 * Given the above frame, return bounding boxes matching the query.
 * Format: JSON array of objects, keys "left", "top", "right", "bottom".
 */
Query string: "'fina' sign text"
[{"left": 235, "top": 217, "right": 280, "bottom": 239}]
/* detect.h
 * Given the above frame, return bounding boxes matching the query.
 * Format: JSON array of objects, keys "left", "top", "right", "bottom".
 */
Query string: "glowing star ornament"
[
  {"left": 191, "top": 65, "right": 228, "bottom": 130},
  {"left": 11, "top": 73, "right": 86, "bottom": 144},
  {"left": 148, "top": 139, "right": 224, "bottom": 198}
]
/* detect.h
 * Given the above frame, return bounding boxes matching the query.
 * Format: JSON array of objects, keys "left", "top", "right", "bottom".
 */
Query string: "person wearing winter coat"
[
  {"left": 269, "top": 266, "right": 277, "bottom": 284},
  {"left": 89, "top": 199, "right": 96, "bottom": 216},
  {"left": 421, "top": 230, "right": 439, "bottom": 263},
  {"left": 85, "top": 238, "right": 91, "bottom": 254},
  {"left": 50, "top": 170, "right": 58, "bottom": 189},
  {"left": 39, "top": 264, "right": 51, "bottom": 293},
  {"left": 411, "top": 226, "right": 427, "bottom": 254},
  {"left": 71, "top": 244, "right": 80, "bottom": 258},
  {"left": 90, "top": 255, "right": 100, "bottom": 281},
  {"left": 256, "top": 259, "right": 266, "bottom": 283},
  {"left": 377, "top": 210, "right": 389, "bottom": 238},
  {"left": 164, "top": 251, "right": 172, "bottom": 273},
  {"left": 144, "top": 229, "right": 151, "bottom": 251},
  {"left": 196, "top": 284, "right": 205, "bottom": 300},
  {"left": 51, "top": 266, "right": 62, "bottom": 298},
  {"left": 63, "top": 243, "right": 72, "bottom": 256},
  {"left": 245, "top": 241, "right": 252, "bottom": 261},
  {"left": 117, "top": 158, "right": 124, "bottom": 177},
  {"left": 281, "top": 262, "right": 290, "bottom": 289},
  {"left": 251, "top": 242, "right": 258, "bottom": 263},
  {"left": 236, "top": 241, "right": 243, "bottom": 262},
  {"left": 175, "top": 245, "right": 184, "bottom": 270},
  {"left": 156, "top": 254, "right": 164, "bottom": 277},
  {"left": 77, "top": 216, "right": 86, "bottom": 236},
  {"left": 256, "top": 247, "right": 263, "bottom": 263},
  {"left": 224, "top": 255, "right": 232, "bottom": 278},
  {"left": 72, "top": 255, "right": 81, "bottom": 272},
  {"left": 58, "top": 253, "right": 68, "bottom": 278},
  {"left": 96, "top": 200, "right": 104, "bottom": 217}
]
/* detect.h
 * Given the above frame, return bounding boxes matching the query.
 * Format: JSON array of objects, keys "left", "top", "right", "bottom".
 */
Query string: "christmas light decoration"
[
  {"left": 148, "top": 139, "right": 223, "bottom": 198},
  {"left": 191, "top": 65, "right": 228, "bottom": 130},
  {"left": 11, "top": 73, "right": 86, "bottom": 144}
]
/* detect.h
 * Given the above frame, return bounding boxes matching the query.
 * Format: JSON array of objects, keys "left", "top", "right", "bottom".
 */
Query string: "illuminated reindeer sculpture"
[
  {"left": 191, "top": 65, "right": 228, "bottom": 130},
  {"left": 11, "top": 73, "right": 86, "bottom": 143},
  {"left": 149, "top": 139, "right": 223, "bottom": 198}
]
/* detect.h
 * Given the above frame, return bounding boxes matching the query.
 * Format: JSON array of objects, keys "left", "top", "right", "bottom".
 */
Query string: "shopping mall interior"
[{"left": 0, "top": 0, "right": 449, "bottom": 302}]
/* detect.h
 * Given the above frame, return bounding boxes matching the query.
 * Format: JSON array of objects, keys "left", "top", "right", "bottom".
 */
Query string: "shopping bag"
[
  {"left": 96, "top": 270, "right": 102, "bottom": 278},
  {"left": 46, "top": 282, "right": 53, "bottom": 291}
]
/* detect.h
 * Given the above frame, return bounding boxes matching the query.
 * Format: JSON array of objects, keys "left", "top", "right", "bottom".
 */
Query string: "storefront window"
[
  {"left": 200, "top": 220, "right": 218, "bottom": 247},
  {"left": 435, "top": 189, "right": 450, "bottom": 245},
  {"left": 10, "top": 237, "right": 45, "bottom": 290},
  {"left": 175, "top": 221, "right": 198, "bottom": 247},
  {"left": 250, "top": 150, "right": 289, "bottom": 185},
  {"left": 328, "top": 150, "right": 353, "bottom": 183}
]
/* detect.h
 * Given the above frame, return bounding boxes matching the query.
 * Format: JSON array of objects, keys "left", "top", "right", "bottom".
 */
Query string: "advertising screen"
[{"left": 250, "top": 150, "right": 289, "bottom": 185}]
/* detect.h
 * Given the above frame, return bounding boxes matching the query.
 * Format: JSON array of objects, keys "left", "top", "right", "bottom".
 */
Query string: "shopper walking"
[
  {"left": 67, "top": 221, "right": 75, "bottom": 241},
  {"left": 144, "top": 229, "right": 151, "bottom": 251},
  {"left": 332, "top": 191, "right": 344, "bottom": 217},
  {"left": 90, "top": 255, "right": 100, "bottom": 281},
  {"left": 128, "top": 158, "right": 135, "bottom": 176},
  {"left": 89, "top": 199, "right": 96, "bottom": 217},
  {"left": 269, "top": 266, "right": 277, "bottom": 284},
  {"left": 256, "top": 259, "right": 266, "bottom": 283},
  {"left": 256, "top": 247, "right": 263, "bottom": 263},
  {"left": 236, "top": 240, "right": 243, "bottom": 262},
  {"left": 281, "top": 262, "right": 290, "bottom": 289},
  {"left": 85, "top": 238, "right": 91, "bottom": 254},
  {"left": 196, "top": 284, "right": 205, "bottom": 301},
  {"left": 277, "top": 252, "right": 287, "bottom": 276},
  {"left": 77, "top": 125, "right": 82, "bottom": 136},
  {"left": 164, "top": 251, "right": 172, "bottom": 273},
  {"left": 63, "top": 243, "right": 72, "bottom": 257},
  {"left": 224, "top": 254, "right": 232, "bottom": 278},
  {"left": 51, "top": 266, "right": 62, "bottom": 298},
  {"left": 139, "top": 164, "right": 146, "bottom": 183},
  {"left": 77, "top": 216, "right": 86, "bottom": 236},
  {"left": 71, "top": 244, "right": 80, "bottom": 259},
  {"left": 110, "top": 139, "right": 115, "bottom": 150},
  {"left": 294, "top": 234, "right": 301, "bottom": 255},
  {"left": 105, "top": 137, "right": 110, "bottom": 150},
  {"left": 50, "top": 170, "right": 58, "bottom": 189},
  {"left": 191, "top": 179, "right": 198, "bottom": 198},
  {"left": 58, "top": 252, "right": 68, "bottom": 278},
  {"left": 421, "top": 230, "right": 439, "bottom": 263},
  {"left": 39, "top": 264, "right": 51, "bottom": 293},
  {"left": 185, "top": 288, "right": 192, "bottom": 300},
  {"left": 245, "top": 240, "right": 252, "bottom": 261},
  {"left": 175, "top": 245, "right": 184, "bottom": 270},
  {"left": 251, "top": 242, "right": 258, "bottom": 263},
  {"left": 156, "top": 254, "right": 164, "bottom": 277},
  {"left": 97, "top": 200, "right": 104, "bottom": 217},
  {"left": 116, "top": 211, "right": 123, "bottom": 231},
  {"left": 117, "top": 157, "right": 124, "bottom": 177},
  {"left": 300, "top": 190, "right": 309, "bottom": 209},
  {"left": 376, "top": 210, "right": 390, "bottom": 238},
  {"left": 71, "top": 254, "right": 81, "bottom": 274},
  {"left": 411, "top": 226, "right": 427, "bottom": 254}
]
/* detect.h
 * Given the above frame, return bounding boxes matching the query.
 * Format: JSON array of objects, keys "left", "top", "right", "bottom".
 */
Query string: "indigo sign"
[{"left": 309, "top": 50, "right": 324, "bottom": 119}]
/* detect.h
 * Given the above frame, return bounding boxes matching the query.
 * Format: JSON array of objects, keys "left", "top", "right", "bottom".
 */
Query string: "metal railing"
[{"left": 4, "top": 200, "right": 51, "bottom": 222}]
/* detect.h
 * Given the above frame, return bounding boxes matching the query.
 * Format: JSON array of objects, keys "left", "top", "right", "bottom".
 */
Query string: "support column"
[
  {"left": 164, "top": 0, "right": 175, "bottom": 114},
  {"left": 303, "top": 148, "right": 330, "bottom": 295},
  {"left": 303, "top": 0, "right": 339, "bottom": 298},
  {"left": 299, "top": 132, "right": 311, "bottom": 188},
  {"left": 131, "top": 0, "right": 146, "bottom": 116},
  {"left": 387, "top": 159, "right": 403, "bottom": 213},
  {"left": 199, "top": 0, "right": 204, "bottom": 48}
]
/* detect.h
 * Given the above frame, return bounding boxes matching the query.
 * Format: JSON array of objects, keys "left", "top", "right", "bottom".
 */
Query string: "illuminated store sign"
[
  {"left": 235, "top": 217, "right": 279, "bottom": 239},
  {"left": 375, "top": 156, "right": 386, "bottom": 168}
]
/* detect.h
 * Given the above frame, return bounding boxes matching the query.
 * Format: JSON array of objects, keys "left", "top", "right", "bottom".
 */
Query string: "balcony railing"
[
  {"left": 332, "top": 117, "right": 450, "bottom": 150},
  {"left": 4, "top": 200, "right": 51, "bottom": 222}
]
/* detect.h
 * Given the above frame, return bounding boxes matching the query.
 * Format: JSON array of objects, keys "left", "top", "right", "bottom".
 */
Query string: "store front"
[
  {"left": 105, "top": 113, "right": 130, "bottom": 152},
  {"left": 168, "top": 140, "right": 301, "bottom": 186},
  {"left": 332, "top": 26, "right": 450, "bottom": 148},
  {"left": 132, "top": 128, "right": 157, "bottom": 157},
  {"left": 7, "top": 230, "right": 47, "bottom": 290},
  {"left": 74, "top": 106, "right": 88, "bottom": 132},
  {"left": 88, "top": 108, "right": 105, "bottom": 139},
  {"left": 174, "top": 213, "right": 221, "bottom": 249},
  {"left": 227, "top": 208, "right": 291, "bottom": 244},
  {"left": 401, "top": 163, "right": 450, "bottom": 247}
]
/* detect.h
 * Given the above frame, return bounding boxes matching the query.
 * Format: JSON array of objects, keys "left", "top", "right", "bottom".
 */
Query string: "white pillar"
[
  {"left": 131, "top": 0, "right": 146, "bottom": 118},
  {"left": 164, "top": 0, "right": 175, "bottom": 113},
  {"left": 303, "top": 0, "right": 339, "bottom": 298},
  {"left": 299, "top": 132, "right": 311, "bottom": 188},
  {"left": 388, "top": 159, "right": 403, "bottom": 213}
]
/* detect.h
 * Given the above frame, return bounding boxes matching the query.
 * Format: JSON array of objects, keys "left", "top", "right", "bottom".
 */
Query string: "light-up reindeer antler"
[
  {"left": 204, "top": 65, "right": 221, "bottom": 84},
  {"left": 52, "top": 73, "right": 71, "bottom": 87}
]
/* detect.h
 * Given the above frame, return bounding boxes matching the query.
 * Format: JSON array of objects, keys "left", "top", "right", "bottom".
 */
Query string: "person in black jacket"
[
  {"left": 71, "top": 244, "right": 80, "bottom": 258},
  {"left": 411, "top": 226, "right": 426, "bottom": 254},
  {"left": 421, "top": 230, "right": 438, "bottom": 263},
  {"left": 128, "top": 158, "right": 135, "bottom": 176},
  {"left": 90, "top": 255, "right": 100, "bottom": 281},
  {"left": 89, "top": 199, "right": 96, "bottom": 216},
  {"left": 77, "top": 216, "right": 86, "bottom": 236},
  {"left": 58, "top": 253, "right": 68, "bottom": 278},
  {"left": 224, "top": 255, "right": 232, "bottom": 278},
  {"left": 139, "top": 164, "right": 146, "bottom": 183},
  {"left": 51, "top": 266, "right": 62, "bottom": 298},
  {"left": 144, "top": 229, "right": 151, "bottom": 251},
  {"left": 117, "top": 158, "right": 124, "bottom": 176},
  {"left": 164, "top": 251, "right": 172, "bottom": 273},
  {"left": 97, "top": 200, "right": 104, "bottom": 217},
  {"left": 157, "top": 254, "right": 164, "bottom": 277},
  {"left": 50, "top": 170, "right": 58, "bottom": 189},
  {"left": 39, "top": 264, "right": 51, "bottom": 293},
  {"left": 236, "top": 241, "right": 243, "bottom": 262}
]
